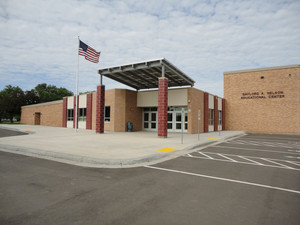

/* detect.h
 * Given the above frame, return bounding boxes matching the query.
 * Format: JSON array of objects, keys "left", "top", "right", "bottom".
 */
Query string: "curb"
[
  {"left": 0, "top": 131, "right": 246, "bottom": 168},
  {"left": 0, "top": 143, "right": 168, "bottom": 168}
]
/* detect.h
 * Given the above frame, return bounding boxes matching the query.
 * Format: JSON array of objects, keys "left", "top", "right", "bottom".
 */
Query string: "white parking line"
[
  {"left": 226, "top": 140, "right": 300, "bottom": 149},
  {"left": 198, "top": 152, "right": 214, "bottom": 159},
  {"left": 214, "top": 145, "right": 300, "bottom": 155},
  {"left": 218, "top": 154, "right": 237, "bottom": 162},
  {"left": 144, "top": 165, "right": 300, "bottom": 194},
  {"left": 261, "top": 158, "right": 294, "bottom": 169},
  {"left": 287, "top": 161, "right": 300, "bottom": 166},
  {"left": 238, "top": 156, "right": 263, "bottom": 165},
  {"left": 187, "top": 152, "right": 300, "bottom": 170},
  {"left": 239, "top": 137, "right": 300, "bottom": 142}
]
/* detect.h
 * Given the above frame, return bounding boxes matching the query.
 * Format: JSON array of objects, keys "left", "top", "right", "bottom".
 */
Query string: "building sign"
[{"left": 241, "top": 91, "right": 285, "bottom": 100}]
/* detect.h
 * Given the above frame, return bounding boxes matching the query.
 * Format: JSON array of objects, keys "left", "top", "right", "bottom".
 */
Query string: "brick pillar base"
[
  {"left": 204, "top": 93, "right": 209, "bottom": 132},
  {"left": 222, "top": 99, "right": 225, "bottom": 130},
  {"left": 96, "top": 85, "right": 105, "bottom": 133},
  {"left": 62, "top": 97, "right": 67, "bottom": 127},
  {"left": 158, "top": 77, "right": 168, "bottom": 138},
  {"left": 214, "top": 96, "right": 218, "bottom": 131}
]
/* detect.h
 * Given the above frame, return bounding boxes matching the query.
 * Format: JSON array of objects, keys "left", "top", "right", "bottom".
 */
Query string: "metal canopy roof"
[{"left": 98, "top": 58, "right": 195, "bottom": 90}]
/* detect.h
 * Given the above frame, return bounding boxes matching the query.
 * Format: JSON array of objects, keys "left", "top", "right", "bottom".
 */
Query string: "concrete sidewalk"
[{"left": 0, "top": 124, "right": 245, "bottom": 168}]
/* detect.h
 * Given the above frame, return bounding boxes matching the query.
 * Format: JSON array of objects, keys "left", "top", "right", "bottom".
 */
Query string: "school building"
[
  {"left": 20, "top": 59, "right": 300, "bottom": 135},
  {"left": 224, "top": 64, "right": 300, "bottom": 134}
]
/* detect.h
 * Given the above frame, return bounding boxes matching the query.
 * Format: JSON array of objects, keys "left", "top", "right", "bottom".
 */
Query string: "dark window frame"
[
  {"left": 79, "top": 108, "right": 87, "bottom": 121},
  {"left": 209, "top": 109, "right": 214, "bottom": 126},
  {"left": 67, "top": 109, "right": 74, "bottom": 121},
  {"left": 105, "top": 106, "right": 111, "bottom": 122}
]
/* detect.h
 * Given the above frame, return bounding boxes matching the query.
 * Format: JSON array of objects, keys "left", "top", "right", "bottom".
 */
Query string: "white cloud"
[{"left": 0, "top": 0, "right": 299, "bottom": 97}]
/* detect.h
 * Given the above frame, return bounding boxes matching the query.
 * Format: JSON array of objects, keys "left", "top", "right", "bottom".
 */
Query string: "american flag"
[{"left": 78, "top": 40, "right": 101, "bottom": 63}]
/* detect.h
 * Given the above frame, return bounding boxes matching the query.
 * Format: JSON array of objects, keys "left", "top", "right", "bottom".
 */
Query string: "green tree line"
[{"left": 0, "top": 83, "right": 73, "bottom": 123}]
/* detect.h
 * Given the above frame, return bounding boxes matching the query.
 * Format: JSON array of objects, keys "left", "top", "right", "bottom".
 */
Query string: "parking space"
[
  {"left": 1, "top": 133, "right": 299, "bottom": 224},
  {"left": 145, "top": 134, "right": 300, "bottom": 224},
  {"left": 185, "top": 134, "right": 300, "bottom": 171},
  {"left": 147, "top": 134, "right": 300, "bottom": 193}
]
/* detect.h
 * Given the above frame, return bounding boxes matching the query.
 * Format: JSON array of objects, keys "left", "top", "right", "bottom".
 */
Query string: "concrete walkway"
[{"left": 0, "top": 124, "right": 245, "bottom": 168}]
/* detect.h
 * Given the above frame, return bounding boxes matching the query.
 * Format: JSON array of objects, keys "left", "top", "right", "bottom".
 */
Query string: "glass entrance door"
[
  {"left": 167, "top": 107, "right": 188, "bottom": 132},
  {"left": 143, "top": 107, "right": 157, "bottom": 130},
  {"left": 143, "top": 107, "right": 187, "bottom": 132},
  {"left": 167, "top": 112, "right": 173, "bottom": 130}
]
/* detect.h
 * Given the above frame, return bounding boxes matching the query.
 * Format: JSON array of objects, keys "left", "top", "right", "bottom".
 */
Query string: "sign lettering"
[{"left": 241, "top": 91, "right": 285, "bottom": 100}]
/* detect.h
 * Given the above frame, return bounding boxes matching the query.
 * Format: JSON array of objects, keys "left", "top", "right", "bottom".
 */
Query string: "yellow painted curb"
[
  {"left": 157, "top": 148, "right": 177, "bottom": 152},
  {"left": 208, "top": 138, "right": 217, "bottom": 141}
]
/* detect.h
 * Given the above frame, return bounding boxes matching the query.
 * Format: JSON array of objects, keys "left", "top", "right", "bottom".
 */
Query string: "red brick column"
[
  {"left": 158, "top": 77, "right": 168, "bottom": 138},
  {"left": 62, "top": 97, "right": 67, "bottom": 127},
  {"left": 73, "top": 96, "right": 79, "bottom": 129},
  {"left": 222, "top": 99, "right": 225, "bottom": 130},
  {"left": 204, "top": 92, "right": 209, "bottom": 132},
  {"left": 214, "top": 96, "right": 218, "bottom": 131},
  {"left": 96, "top": 85, "right": 105, "bottom": 133},
  {"left": 86, "top": 93, "right": 93, "bottom": 130}
]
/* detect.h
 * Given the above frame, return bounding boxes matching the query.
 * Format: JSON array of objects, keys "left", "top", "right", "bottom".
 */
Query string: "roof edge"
[
  {"left": 98, "top": 58, "right": 165, "bottom": 71},
  {"left": 22, "top": 100, "right": 63, "bottom": 108},
  {"left": 224, "top": 64, "right": 300, "bottom": 75}
]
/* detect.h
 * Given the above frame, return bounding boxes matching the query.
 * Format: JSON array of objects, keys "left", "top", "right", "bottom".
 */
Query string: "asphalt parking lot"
[
  {"left": 1, "top": 133, "right": 299, "bottom": 225},
  {"left": 0, "top": 127, "right": 28, "bottom": 138}
]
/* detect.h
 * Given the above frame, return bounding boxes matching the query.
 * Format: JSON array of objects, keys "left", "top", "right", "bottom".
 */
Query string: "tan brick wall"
[
  {"left": 125, "top": 90, "right": 142, "bottom": 131},
  {"left": 91, "top": 89, "right": 142, "bottom": 132},
  {"left": 104, "top": 89, "right": 116, "bottom": 131},
  {"left": 91, "top": 89, "right": 116, "bottom": 132},
  {"left": 224, "top": 67, "right": 300, "bottom": 134},
  {"left": 21, "top": 101, "right": 63, "bottom": 127},
  {"left": 187, "top": 88, "right": 204, "bottom": 134},
  {"left": 113, "top": 89, "right": 126, "bottom": 131}
]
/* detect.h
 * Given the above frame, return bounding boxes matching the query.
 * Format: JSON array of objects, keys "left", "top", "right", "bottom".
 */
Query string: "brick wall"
[
  {"left": 91, "top": 89, "right": 142, "bottom": 132},
  {"left": 92, "top": 92, "right": 97, "bottom": 130},
  {"left": 96, "top": 85, "right": 105, "bottom": 133},
  {"left": 62, "top": 97, "right": 67, "bottom": 127},
  {"left": 125, "top": 90, "right": 142, "bottom": 131},
  {"left": 224, "top": 66, "right": 300, "bottom": 134},
  {"left": 21, "top": 101, "right": 63, "bottom": 127},
  {"left": 222, "top": 99, "right": 226, "bottom": 130},
  {"left": 110, "top": 89, "right": 142, "bottom": 132},
  {"left": 158, "top": 77, "right": 168, "bottom": 137},
  {"left": 204, "top": 92, "right": 209, "bottom": 132},
  {"left": 187, "top": 88, "right": 204, "bottom": 134},
  {"left": 214, "top": 96, "right": 218, "bottom": 131}
]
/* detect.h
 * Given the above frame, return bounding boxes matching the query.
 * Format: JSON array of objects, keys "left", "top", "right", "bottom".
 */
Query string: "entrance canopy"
[{"left": 98, "top": 58, "right": 195, "bottom": 90}]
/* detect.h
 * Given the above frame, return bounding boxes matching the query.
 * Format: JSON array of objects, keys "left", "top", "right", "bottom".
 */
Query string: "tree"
[
  {"left": 24, "top": 89, "right": 40, "bottom": 105},
  {"left": 0, "top": 91, "right": 8, "bottom": 122},
  {"left": 34, "top": 83, "right": 73, "bottom": 103},
  {"left": 0, "top": 85, "right": 25, "bottom": 122},
  {"left": 0, "top": 84, "right": 73, "bottom": 123}
]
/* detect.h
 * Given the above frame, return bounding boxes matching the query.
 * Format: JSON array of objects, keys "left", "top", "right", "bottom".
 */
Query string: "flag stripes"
[{"left": 78, "top": 40, "right": 100, "bottom": 63}]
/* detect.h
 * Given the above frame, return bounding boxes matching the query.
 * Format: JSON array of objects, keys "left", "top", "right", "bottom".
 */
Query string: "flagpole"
[{"left": 75, "top": 36, "right": 80, "bottom": 132}]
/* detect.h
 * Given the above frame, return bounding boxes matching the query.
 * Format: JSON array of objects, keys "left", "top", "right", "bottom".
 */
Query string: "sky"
[{"left": 0, "top": 0, "right": 299, "bottom": 97}]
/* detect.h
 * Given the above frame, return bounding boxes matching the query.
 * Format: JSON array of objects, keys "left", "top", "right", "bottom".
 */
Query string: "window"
[
  {"left": 79, "top": 108, "right": 86, "bottom": 121},
  {"left": 209, "top": 109, "right": 214, "bottom": 126},
  {"left": 143, "top": 107, "right": 157, "bottom": 130},
  {"left": 185, "top": 112, "right": 188, "bottom": 130},
  {"left": 67, "top": 109, "right": 73, "bottom": 121},
  {"left": 105, "top": 106, "right": 110, "bottom": 122},
  {"left": 218, "top": 111, "right": 222, "bottom": 125}
]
